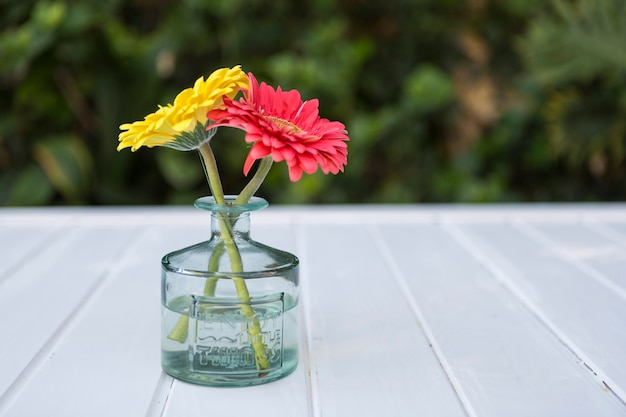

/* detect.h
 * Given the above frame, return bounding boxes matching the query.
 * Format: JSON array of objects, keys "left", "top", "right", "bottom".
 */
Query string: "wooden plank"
[
  {"left": 0, "top": 226, "right": 60, "bottom": 280},
  {"left": 447, "top": 221, "right": 626, "bottom": 406},
  {"left": 161, "top": 367, "right": 309, "bottom": 416},
  {"left": 301, "top": 223, "right": 467, "bottom": 417},
  {"left": 524, "top": 222, "right": 626, "bottom": 294},
  {"left": 0, "top": 224, "right": 209, "bottom": 417},
  {"left": 591, "top": 222, "right": 626, "bottom": 251},
  {"left": 376, "top": 223, "right": 626, "bottom": 417},
  {"left": 0, "top": 224, "right": 141, "bottom": 401}
]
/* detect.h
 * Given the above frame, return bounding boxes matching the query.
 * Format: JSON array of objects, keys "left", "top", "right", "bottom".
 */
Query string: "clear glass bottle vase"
[{"left": 161, "top": 196, "right": 299, "bottom": 387}]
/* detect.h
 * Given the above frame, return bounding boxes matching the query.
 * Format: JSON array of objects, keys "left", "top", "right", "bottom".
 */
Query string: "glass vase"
[{"left": 161, "top": 196, "right": 299, "bottom": 387}]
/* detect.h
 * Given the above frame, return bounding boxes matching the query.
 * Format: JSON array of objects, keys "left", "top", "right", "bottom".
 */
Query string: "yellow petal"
[{"left": 117, "top": 66, "right": 248, "bottom": 152}]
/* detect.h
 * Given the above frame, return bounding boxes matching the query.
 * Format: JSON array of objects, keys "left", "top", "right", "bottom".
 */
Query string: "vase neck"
[
  {"left": 196, "top": 195, "right": 267, "bottom": 242},
  {"left": 211, "top": 212, "right": 251, "bottom": 241}
]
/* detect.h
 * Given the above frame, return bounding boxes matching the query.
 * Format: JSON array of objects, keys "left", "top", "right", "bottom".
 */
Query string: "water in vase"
[{"left": 161, "top": 293, "right": 298, "bottom": 386}]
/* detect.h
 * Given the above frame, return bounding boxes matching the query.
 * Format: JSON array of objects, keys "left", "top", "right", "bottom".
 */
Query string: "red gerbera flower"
[{"left": 206, "top": 73, "right": 349, "bottom": 182}]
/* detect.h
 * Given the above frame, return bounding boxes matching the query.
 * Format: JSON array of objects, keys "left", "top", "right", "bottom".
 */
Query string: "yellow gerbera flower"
[{"left": 118, "top": 66, "right": 249, "bottom": 152}]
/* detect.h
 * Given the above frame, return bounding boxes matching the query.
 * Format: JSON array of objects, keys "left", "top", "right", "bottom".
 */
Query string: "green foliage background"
[{"left": 1, "top": 0, "right": 625, "bottom": 205}]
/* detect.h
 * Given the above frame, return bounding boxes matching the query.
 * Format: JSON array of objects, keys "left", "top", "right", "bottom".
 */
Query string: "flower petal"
[
  {"left": 118, "top": 66, "right": 248, "bottom": 152},
  {"left": 207, "top": 72, "right": 350, "bottom": 181}
]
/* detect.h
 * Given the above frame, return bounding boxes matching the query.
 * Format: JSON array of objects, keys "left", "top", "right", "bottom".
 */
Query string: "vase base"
[{"left": 161, "top": 349, "right": 298, "bottom": 387}]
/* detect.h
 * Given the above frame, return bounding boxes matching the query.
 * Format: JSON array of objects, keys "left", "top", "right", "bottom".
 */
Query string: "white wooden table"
[{"left": 1, "top": 204, "right": 625, "bottom": 417}]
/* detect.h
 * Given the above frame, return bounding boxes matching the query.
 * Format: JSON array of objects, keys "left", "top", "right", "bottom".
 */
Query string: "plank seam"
[
  {"left": 0, "top": 226, "right": 149, "bottom": 416},
  {"left": 584, "top": 218, "right": 626, "bottom": 247},
  {"left": 0, "top": 226, "right": 65, "bottom": 286},
  {"left": 296, "top": 223, "right": 321, "bottom": 417},
  {"left": 513, "top": 219, "right": 626, "bottom": 302},
  {"left": 442, "top": 220, "right": 626, "bottom": 408},
  {"left": 144, "top": 373, "right": 175, "bottom": 417},
  {"left": 369, "top": 224, "right": 475, "bottom": 417}
]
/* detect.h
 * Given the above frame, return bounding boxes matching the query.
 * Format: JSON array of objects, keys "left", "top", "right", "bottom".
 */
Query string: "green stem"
[
  {"left": 217, "top": 214, "right": 272, "bottom": 370},
  {"left": 166, "top": 236, "right": 224, "bottom": 343},
  {"left": 175, "top": 140, "right": 270, "bottom": 371},
  {"left": 168, "top": 141, "right": 224, "bottom": 343},
  {"left": 235, "top": 157, "right": 273, "bottom": 205},
  {"left": 198, "top": 141, "right": 225, "bottom": 204},
  {"left": 203, "top": 241, "right": 226, "bottom": 296},
  {"left": 167, "top": 315, "right": 190, "bottom": 344}
]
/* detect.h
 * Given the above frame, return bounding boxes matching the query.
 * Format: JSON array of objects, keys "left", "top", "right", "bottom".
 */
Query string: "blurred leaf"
[
  {"left": 520, "top": 0, "right": 626, "bottom": 86},
  {"left": 404, "top": 64, "right": 455, "bottom": 113},
  {"left": 155, "top": 148, "right": 204, "bottom": 191},
  {"left": 265, "top": 18, "right": 374, "bottom": 110},
  {"left": 0, "top": 1, "right": 68, "bottom": 76},
  {"left": 32, "top": 1, "right": 66, "bottom": 30},
  {"left": 33, "top": 135, "right": 93, "bottom": 203},
  {"left": 2, "top": 164, "right": 54, "bottom": 206}
]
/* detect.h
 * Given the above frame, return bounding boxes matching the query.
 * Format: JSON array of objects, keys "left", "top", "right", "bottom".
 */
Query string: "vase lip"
[{"left": 194, "top": 195, "right": 269, "bottom": 213}]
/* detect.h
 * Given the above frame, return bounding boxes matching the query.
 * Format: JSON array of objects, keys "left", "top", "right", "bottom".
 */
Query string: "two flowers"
[{"left": 118, "top": 65, "right": 349, "bottom": 199}]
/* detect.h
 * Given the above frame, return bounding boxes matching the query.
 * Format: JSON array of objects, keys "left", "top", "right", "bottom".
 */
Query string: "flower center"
[{"left": 264, "top": 116, "right": 303, "bottom": 133}]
